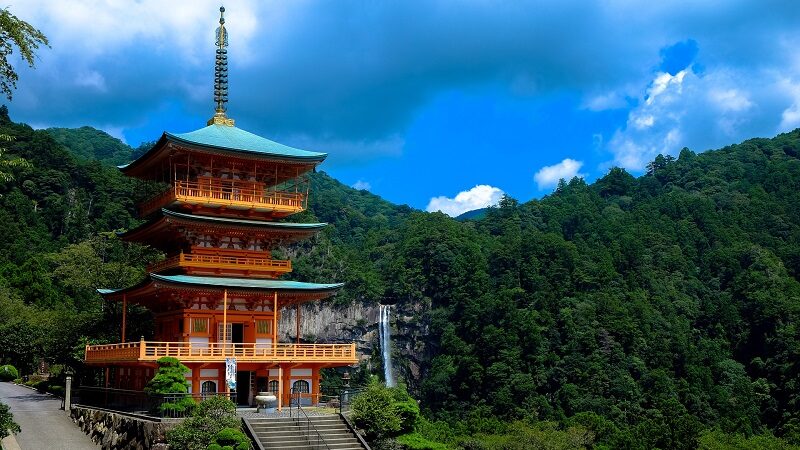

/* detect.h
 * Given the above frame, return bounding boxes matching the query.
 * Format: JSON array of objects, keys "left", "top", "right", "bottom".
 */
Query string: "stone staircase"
[{"left": 245, "top": 415, "right": 368, "bottom": 450}]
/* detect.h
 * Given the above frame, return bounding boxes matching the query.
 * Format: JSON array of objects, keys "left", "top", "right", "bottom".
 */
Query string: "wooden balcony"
[
  {"left": 85, "top": 341, "right": 358, "bottom": 365},
  {"left": 148, "top": 252, "right": 292, "bottom": 277},
  {"left": 140, "top": 180, "right": 306, "bottom": 217}
]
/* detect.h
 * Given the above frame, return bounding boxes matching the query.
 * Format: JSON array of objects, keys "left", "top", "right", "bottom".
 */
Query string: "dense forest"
[{"left": 2, "top": 104, "right": 800, "bottom": 448}]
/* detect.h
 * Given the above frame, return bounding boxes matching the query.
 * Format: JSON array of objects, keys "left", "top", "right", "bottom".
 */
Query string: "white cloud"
[
  {"left": 426, "top": 185, "right": 504, "bottom": 217},
  {"left": 607, "top": 64, "right": 800, "bottom": 171},
  {"left": 582, "top": 92, "right": 627, "bottom": 111},
  {"left": 351, "top": 180, "right": 371, "bottom": 190},
  {"left": 533, "top": 158, "right": 585, "bottom": 190},
  {"left": 779, "top": 79, "right": 800, "bottom": 130},
  {"left": 75, "top": 71, "right": 107, "bottom": 92}
]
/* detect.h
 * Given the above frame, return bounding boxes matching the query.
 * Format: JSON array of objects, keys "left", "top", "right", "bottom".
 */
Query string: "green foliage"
[
  {"left": 145, "top": 357, "right": 190, "bottom": 394},
  {"left": 352, "top": 383, "right": 402, "bottom": 440},
  {"left": 456, "top": 421, "right": 593, "bottom": 450},
  {"left": 0, "top": 8, "right": 49, "bottom": 100},
  {"left": 395, "top": 432, "right": 449, "bottom": 450},
  {"left": 46, "top": 127, "right": 133, "bottom": 166},
  {"left": 0, "top": 364, "right": 18, "bottom": 381},
  {"left": 0, "top": 401, "right": 20, "bottom": 438},
  {"left": 391, "top": 385, "right": 421, "bottom": 434},
  {"left": 166, "top": 396, "right": 241, "bottom": 450},
  {"left": 210, "top": 427, "right": 249, "bottom": 449},
  {"left": 697, "top": 429, "right": 800, "bottom": 449},
  {"left": 145, "top": 357, "right": 195, "bottom": 415}
]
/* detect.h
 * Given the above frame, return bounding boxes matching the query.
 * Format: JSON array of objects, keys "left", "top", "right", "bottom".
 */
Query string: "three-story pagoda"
[{"left": 84, "top": 7, "right": 356, "bottom": 408}]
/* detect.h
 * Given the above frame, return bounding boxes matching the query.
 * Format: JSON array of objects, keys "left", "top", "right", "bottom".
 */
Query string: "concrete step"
[{"left": 244, "top": 415, "right": 367, "bottom": 450}]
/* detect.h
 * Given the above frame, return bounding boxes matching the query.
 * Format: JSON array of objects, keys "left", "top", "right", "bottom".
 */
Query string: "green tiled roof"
[
  {"left": 151, "top": 274, "right": 343, "bottom": 291},
  {"left": 167, "top": 124, "right": 326, "bottom": 161},
  {"left": 98, "top": 274, "right": 343, "bottom": 295},
  {"left": 161, "top": 209, "right": 327, "bottom": 229}
]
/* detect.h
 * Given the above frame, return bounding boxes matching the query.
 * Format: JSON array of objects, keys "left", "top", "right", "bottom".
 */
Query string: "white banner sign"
[{"left": 225, "top": 357, "right": 237, "bottom": 390}]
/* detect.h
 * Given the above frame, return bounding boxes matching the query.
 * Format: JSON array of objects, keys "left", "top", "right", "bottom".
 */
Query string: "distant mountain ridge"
[
  {"left": 455, "top": 207, "right": 488, "bottom": 221},
  {"left": 46, "top": 126, "right": 132, "bottom": 166}
]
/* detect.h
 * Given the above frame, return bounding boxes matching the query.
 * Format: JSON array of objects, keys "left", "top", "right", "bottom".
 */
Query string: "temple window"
[
  {"left": 255, "top": 319, "right": 272, "bottom": 335},
  {"left": 191, "top": 317, "right": 209, "bottom": 335},
  {"left": 292, "top": 380, "right": 310, "bottom": 394}
]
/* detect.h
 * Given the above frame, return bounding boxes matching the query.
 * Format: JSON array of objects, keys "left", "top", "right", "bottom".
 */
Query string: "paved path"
[{"left": 0, "top": 382, "right": 97, "bottom": 450}]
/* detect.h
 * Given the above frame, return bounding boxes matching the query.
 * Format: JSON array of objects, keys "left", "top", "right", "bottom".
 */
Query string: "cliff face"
[{"left": 278, "top": 300, "right": 432, "bottom": 392}]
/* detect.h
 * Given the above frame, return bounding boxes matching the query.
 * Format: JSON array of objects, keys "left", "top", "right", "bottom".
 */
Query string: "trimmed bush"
[
  {"left": 0, "top": 365, "right": 18, "bottom": 382},
  {"left": 210, "top": 427, "right": 250, "bottom": 450},
  {"left": 167, "top": 396, "right": 242, "bottom": 450}
]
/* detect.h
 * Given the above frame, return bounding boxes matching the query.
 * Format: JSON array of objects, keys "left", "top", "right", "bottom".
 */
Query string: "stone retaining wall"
[{"left": 70, "top": 405, "right": 178, "bottom": 450}]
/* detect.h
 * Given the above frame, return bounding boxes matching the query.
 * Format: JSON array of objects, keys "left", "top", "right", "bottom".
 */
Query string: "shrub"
[
  {"left": 210, "top": 427, "right": 249, "bottom": 450},
  {"left": 0, "top": 365, "right": 18, "bottom": 382},
  {"left": 145, "top": 357, "right": 190, "bottom": 394},
  {"left": 0, "top": 401, "right": 20, "bottom": 439},
  {"left": 352, "top": 383, "right": 402, "bottom": 440},
  {"left": 390, "top": 387, "right": 420, "bottom": 435},
  {"left": 47, "top": 385, "right": 65, "bottom": 397},
  {"left": 167, "top": 396, "right": 242, "bottom": 450}
]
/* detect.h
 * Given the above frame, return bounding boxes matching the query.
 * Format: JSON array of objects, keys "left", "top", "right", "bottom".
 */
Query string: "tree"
[
  {"left": 0, "top": 134, "right": 30, "bottom": 184},
  {"left": 0, "top": 7, "right": 49, "bottom": 100}
]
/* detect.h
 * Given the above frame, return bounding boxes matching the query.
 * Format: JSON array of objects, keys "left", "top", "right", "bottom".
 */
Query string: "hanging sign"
[{"left": 225, "top": 357, "right": 237, "bottom": 391}]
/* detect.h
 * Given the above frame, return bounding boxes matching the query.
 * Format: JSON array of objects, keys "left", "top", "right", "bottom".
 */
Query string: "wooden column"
[
  {"left": 272, "top": 292, "right": 278, "bottom": 348},
  {"left": 312, "top": 367, "right": 320, "bottom": 405},
  {"left": 191, "top": 365, "right": 200, "bottom": 395},
  {"left": 223, "top": 289, "right": 228, "bottom": 396},
  {"left": 277, "top": 364, "right": 283, "bottom": 411},
  {"left": 222, "top": 289, "right": 228, "bottom": 350},
  {"left": 121, "top": 294, "right": 127, "bottom": 343},
  {"left": 282, "top": 365, "right": 291, "bottom": 408}
]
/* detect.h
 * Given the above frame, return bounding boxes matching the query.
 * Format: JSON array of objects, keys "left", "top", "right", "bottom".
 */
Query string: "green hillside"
[
  {"left": 2, "top": 105, "right": 800, "bottom": 448},
  {"left": 46, "top": 126, "right": 133, "bottom": 166}
]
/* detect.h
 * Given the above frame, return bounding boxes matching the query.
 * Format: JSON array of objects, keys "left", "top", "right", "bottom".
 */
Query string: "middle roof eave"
[
  {"left": 118, "top": 209, "right": 327, "bottom": 241},
  {"left": 97, "top": 273, "right": 344, "bottom": 300}
]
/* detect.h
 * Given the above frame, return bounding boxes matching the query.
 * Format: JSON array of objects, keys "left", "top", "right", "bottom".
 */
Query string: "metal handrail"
[{"left": 290, "top": 389, "right": 331, "bottom": 450}]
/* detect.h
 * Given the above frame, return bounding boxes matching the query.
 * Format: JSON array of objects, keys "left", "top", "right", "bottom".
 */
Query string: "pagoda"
[{"left": 84, "top": 7, "right": 356, "bottom": 409}]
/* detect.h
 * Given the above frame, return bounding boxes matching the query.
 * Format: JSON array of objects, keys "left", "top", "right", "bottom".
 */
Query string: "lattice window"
[
  {"left": 255, "top": 320, "right": 272, "bottom": 335},
  {"left": 191, "top": 318, "right": 209, "bottom": 334}
]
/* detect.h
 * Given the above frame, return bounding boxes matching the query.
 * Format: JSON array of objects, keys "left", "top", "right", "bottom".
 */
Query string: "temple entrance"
[
  {"left": 231, "top": 323, "right": 244, "bottom": 343},
  {"left": 201, "top": 380, "right": 217, "bottom": 400},
  {"left": 236, "top": 371, "right": 250, "bottom": 405}
]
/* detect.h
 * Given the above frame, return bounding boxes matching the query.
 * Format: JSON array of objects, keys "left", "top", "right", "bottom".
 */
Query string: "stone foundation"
[{"left": 70, "top": 405, "right": 178, "bottom": 450}]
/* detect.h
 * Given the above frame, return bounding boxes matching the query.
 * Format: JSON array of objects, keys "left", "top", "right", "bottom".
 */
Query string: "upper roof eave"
[{"left": 119, "top": 124, "right": 327, "bottom": 174}]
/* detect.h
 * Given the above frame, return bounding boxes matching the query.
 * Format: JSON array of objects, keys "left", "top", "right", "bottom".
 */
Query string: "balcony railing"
[
  {"left": 147, "top": 252, "right": 292, "bottom": 276},
  {"left": 139, "top": 180, "right": 306, "bottom": 217},
  {"left": 85, "top": 341, "right": 358, "bottom": 364}
]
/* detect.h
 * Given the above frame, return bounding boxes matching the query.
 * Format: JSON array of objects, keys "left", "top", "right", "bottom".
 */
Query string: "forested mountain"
[
  {"left": 2, "top": 104, "right": 800, "bottom": 448},
  {"left": 46, "top": 126, "right": 133, "bottom": 166}
]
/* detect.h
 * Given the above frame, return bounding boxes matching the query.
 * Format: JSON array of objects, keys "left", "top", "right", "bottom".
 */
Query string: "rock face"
[
  {"left": 278, "top": 299, "right": 433, "bottom": 393},
  {"left": 71, "top": 406, "right": 176, "bottom": 450}
]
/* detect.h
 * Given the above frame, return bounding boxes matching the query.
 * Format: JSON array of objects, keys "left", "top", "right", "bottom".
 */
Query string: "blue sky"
[{"left": 7, "top": 1, "right": 800, "bottom": 215}]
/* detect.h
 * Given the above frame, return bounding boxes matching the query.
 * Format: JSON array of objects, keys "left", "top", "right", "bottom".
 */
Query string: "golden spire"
[{"left": 208, "top": 6, "right": 235, "bottom": 126}]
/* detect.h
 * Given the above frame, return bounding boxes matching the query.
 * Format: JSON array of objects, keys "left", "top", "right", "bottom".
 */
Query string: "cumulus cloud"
[
  {"left": 426, "top": 185, "right": 504, "bottom": 217},
  {"left": 534, "top": 159, "right": 585, "bottom": 190},
  {"left": 607, "top": 63, "right": 798, "bottom": 171},
  {"left": 351, "top": 180, "right": 371, "bottom": 190}
]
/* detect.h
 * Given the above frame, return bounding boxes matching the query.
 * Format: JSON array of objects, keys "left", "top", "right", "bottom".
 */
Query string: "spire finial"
[{"left": 208, "top": 5, "right": 235, "bottom": 126}]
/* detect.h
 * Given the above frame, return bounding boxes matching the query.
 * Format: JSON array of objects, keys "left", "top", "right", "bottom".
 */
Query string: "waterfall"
[{"left": 379, "top": 304, "right": 395, "bottom": 387}]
